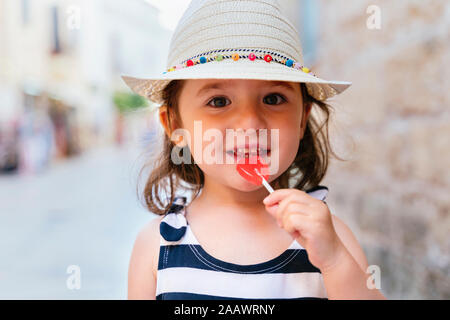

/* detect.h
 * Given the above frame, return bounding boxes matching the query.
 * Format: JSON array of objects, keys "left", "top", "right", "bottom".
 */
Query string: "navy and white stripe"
[{"left": 156, "top": 186, "right": 329, "bottom": 300}]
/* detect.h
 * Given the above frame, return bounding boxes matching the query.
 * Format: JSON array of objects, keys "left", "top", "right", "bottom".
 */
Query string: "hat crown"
[{"left": 166, "top": 0, "right": 304, "bottom": 69}]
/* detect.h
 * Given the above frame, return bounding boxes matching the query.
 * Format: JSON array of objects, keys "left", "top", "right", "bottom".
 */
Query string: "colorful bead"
[
  {"left": 248, "top": 53, "right": 256, "bottom": 61},
  {"left": 286, "top": 59, "right": 294, "bottom": 67},
  {"left": 175, "top": 64, "right": 183, "bottom": 70},
  {"left": 216, "top": 54, "right": 224, "bottom": 61},
  {"left": 232, "top": 53, "right": 240, "bottom": 61},
  {"left": 293, "top": 62, "right": 302, "bottom": 70},
  {"left": 302, "top": 67, "right": 310, "bottom": 73},
  {"left": 186, "top": 59, "right": 194, "bottom": 67},
  {"left": 168, "top": 68, "right": 175, "bottom": 72},
  {"left": 264, "top": 54, "right": 272, "bottom": 63},
  {"left": 199, "top": 56, "right": 207, "bottom": 64}
]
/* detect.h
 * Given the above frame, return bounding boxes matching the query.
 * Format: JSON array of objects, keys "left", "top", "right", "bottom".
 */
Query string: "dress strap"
[
  {"left": 159, "top": 196, "right": 188, "bottom": 242},
  {"left": 305, "top": 185, "right": 329, "bottom": 202}
]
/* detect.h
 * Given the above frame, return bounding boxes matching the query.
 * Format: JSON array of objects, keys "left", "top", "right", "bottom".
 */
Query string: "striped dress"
[{"left": 156, "top": 186, "right": 330, "bottom": 300}]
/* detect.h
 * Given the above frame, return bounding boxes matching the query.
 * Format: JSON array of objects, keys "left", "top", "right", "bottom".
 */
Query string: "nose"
[
  {"left": 226, "top": 100, "right": 269, "bottom": 148},
  {"left": 231, "top": 100, "right": 268, "bottom": 132}
]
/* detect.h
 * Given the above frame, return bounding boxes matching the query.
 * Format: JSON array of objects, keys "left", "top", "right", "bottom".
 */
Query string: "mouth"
[{"left": 226, "top": 146, "right": 271, "bottom": 160}]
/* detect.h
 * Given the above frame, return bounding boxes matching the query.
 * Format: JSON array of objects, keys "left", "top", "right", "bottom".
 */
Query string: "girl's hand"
[{"left": 263, "top": 189, "right": 347, "bottom": 273}]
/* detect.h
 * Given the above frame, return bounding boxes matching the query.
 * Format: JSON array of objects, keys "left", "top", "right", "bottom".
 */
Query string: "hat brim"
[{"left": 121, "top": 59, "right": 351, "bottom": 105}]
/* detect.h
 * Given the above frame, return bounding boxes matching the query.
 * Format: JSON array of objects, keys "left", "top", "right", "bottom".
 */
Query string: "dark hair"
[{"left": 138, "top": 80, "right": 346, "bottom": 215}]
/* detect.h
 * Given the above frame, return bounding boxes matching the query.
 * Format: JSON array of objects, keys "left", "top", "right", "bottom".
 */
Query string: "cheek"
[
  {"left": 265, "top": 113, "right": 303, "bottom": 176},
  {"left": 273, "top": 128, "right": 301, "bottom": 172},
  {"left": 182, "top": 123, "right": 226, "bottom": 165}
]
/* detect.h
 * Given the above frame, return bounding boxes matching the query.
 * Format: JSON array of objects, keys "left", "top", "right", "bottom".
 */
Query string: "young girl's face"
[{"left": 170, "top": 79, "right": 311, "bottom": 192}]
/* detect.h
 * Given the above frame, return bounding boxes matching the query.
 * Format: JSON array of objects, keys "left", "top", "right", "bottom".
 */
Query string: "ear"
[
  {"left": 305, "top": 102, "right": 312, "bottom": 123},
  {"left": 159, "top": 105, "right": 185, "bottom": 146},
  {"left": 159, "top": 105, "right": 172, "bottom": 137},
  {"left": 300, "top": 102, "right": 312, "bottom": 139}
]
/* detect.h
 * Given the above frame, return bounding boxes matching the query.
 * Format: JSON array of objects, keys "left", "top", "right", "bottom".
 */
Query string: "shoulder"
[
  {"left": 128, "top": 215, "right": 164, "bottom": 299},
  {"left": 331, "top": 214, "right": 369, "bottom": 272},
  {"left": 133, "top": 216, "right": 165, "bottom": 275}
]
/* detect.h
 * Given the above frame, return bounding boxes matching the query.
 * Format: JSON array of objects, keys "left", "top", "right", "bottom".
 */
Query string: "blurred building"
[
  {"left": 0, "top": 0, "right": 171, "bottom": 173},
  {"left": 311, "top": 0, "right": 450, "bottom": 299}
]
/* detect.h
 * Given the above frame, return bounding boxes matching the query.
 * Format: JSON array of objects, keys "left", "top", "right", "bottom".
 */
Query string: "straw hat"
[{"left": 121, "top": 0, "right": 351, "bottom": 105}]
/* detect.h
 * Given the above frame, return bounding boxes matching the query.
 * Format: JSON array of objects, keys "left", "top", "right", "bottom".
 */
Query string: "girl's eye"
[
  {"left": 263, "top": 93, "right": 286, "bottom": 105},
  {"left": 206, "top": 96, "right": 230, "bottom": 108},
  {"left": 206, "top": 93, "right": 286, "bottom": 108}
]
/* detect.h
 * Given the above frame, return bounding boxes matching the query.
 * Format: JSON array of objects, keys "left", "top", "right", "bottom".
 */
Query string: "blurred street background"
[{"left": 0, "top": 0, "right": 449, "bottom": 299}]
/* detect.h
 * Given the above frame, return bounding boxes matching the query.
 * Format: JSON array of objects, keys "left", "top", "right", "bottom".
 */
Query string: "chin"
[
  {"left": 226, "top": 174, "right": 276, "bottom": 193},
  {"left": 206, "top": 171, "right": 260, "bottom": 192},
  {"left": 232, "top": 182, "right": 265, "bottom": 192}
]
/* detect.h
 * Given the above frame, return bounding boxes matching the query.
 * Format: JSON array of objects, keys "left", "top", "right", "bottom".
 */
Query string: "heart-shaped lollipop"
[{"left": 236, "top": 155, "right": 274, "bottom": 193}]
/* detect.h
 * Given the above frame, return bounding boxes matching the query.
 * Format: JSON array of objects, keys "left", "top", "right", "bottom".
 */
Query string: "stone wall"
[{"left": 310, "top": 0, "right": 450, "bottom": 299}]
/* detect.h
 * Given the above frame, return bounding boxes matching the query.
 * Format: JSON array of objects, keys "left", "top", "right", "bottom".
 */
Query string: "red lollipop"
[{"left": 236, "top": 155, "right": 274, "bottom": 193}]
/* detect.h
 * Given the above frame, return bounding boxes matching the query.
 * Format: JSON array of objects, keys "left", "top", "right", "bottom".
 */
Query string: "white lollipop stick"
[{"left": 254, "top": 169, "right": 274, "bottom": 194}]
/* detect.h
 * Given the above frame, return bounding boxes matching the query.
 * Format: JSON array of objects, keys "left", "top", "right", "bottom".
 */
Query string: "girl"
[{"left": 124, "top": 0, "right": 385, "bottom": 300}]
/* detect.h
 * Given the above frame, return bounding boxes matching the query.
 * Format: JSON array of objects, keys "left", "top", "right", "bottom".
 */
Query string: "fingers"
[
  {"left": 263, "top": 189, "right": 326, "bottom": 243},
  {"left": 283, "top": 213, "right": 307, "bottom": 235},
  {"left": 282, "top": 213, "right": 314, "bottom": 246},
  {"left": 263, "top": 189, "right": 293, "bottom": 206},
  {"left": 265, "top": 200, "right": 311, "bottom": 228},
  {"left": 275, "top": 197, "right": 311, "bottom": 224},
  {"left": 263, "top": 189, "right": 313, "bottom": 207},
  {"left": 278, "top": 202, "right": 311, "bottom": 227}
]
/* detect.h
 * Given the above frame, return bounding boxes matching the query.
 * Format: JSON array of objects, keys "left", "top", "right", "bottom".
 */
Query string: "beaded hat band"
[
  {"left": 122, "top": 0, "right": 351, "bottom": 105},
  {"left": 164, "top": 48, "right": 315, "bottom": 76}
]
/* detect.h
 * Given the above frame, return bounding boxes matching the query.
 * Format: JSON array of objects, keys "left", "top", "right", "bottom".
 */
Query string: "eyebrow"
[{"left": 196, "top": 81, "right": 296, "bottom": 96}]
